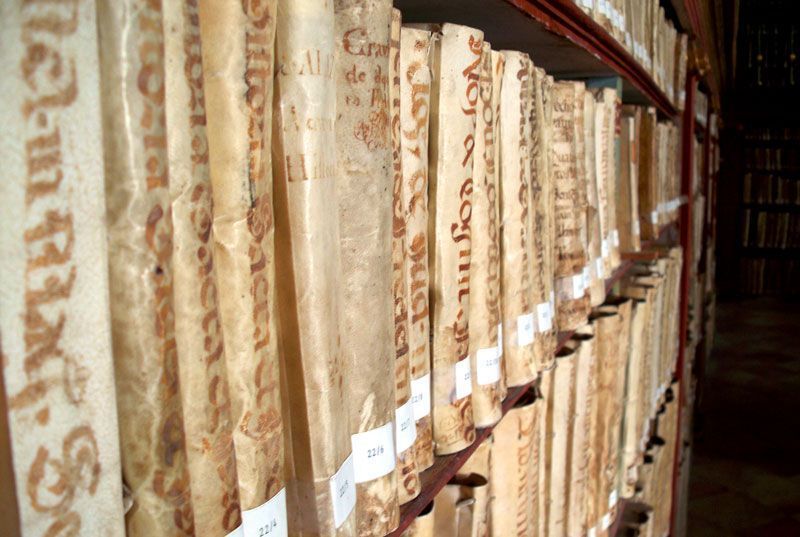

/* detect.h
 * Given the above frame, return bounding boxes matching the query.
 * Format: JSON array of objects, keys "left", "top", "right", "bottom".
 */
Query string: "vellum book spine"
[
  {"left": 164, "top": 0, "right": 242, "bottom": 534},
  {"left": 551, "top": 82, "right": 590, "bottom": 331},
  {"left": 273, "top": 0, "right": 356, "bottom": 534},
  {"left": 428, "top": 23, "right": 482, "bottom": 455},
  {"left": 467, "top": 41, "right": 503, "bottom": 428},
  {"left": 0, "top": 0, "right": 126, "bottom": 534},
  {"left": 399, "top": 26, "right": 434, "bottom": 472},
  {"left": 333, "top": 0, "right": 399, "bottom": 534},
  {"left": 389, "top": 8, "right": 421, "bottom": 505},
  {"left": 583, "top": 92, "right": 605, "bottom": 307},
  {"left": 198, "top": 0, "right": 286, "bottom": 523},
  {"left": 499, "top": 51, "right": 537, "bottom": 387},
  {"left": 98, "top": 0, "right": 195, "bottom": 533}
]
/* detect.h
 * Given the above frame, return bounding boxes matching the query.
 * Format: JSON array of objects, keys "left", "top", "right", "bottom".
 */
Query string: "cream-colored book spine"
[
  {"left": 537, "top": 367, "right": 553, "bottom": 537},
  {"left": 551, "top": 82, "right": 590, "bottom": 331},
  {"left": 389, "top": 9, "right": 421, "bottom": 505},
  {"left": 97, "top": 0, "right": 195, "bottom": 533},
  {"left": 583, "top": 91, "right": 606, "bottom": 306},
  {"left": 164, "top": 0, "right": 242, "bottom": 534},
  {"left": 399, "top": 26, "right": 435, "bottom": 472},
  {"left": 604, "top": 90, "right": 622, "bottom": 269},
  {"left": 400, "top": 502, "right": 435, "bottom": 537},
  {"left": 540, "top": 71, "right": 559, "bottom": 370},
  {"left": 499, "top": 51, "right": 537, "bottom": 387},
  {"left": 333, "top": 0, "right": 399, "bottom": 534},
  {"left": 468, "top": 42, "right": 503, "bottom": 428},
  {"left": 427, "top": 23, "right": 482, "bottom": 455},
  {"left": 593, "top": 90, "right": 613, "bottom": 279},
  {"left": 0, "top": 1, "right": 126, "bottom": 534},
  {"left": 198, "top": 0, "right": 287, "bottom": 527},
  {"left": 272, "top": 0, "right": 357, "bottom": 533},
  {"left": 547, "top": 345, "right": 577, "bottom": 537}
]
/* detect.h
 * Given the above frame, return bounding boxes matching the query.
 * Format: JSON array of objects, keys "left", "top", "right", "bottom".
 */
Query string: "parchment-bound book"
[
  {"left": 468, "top": 42, "right": 503, "bottom": 428},
  {"left": 499, "top": 51, "right": 538, "bottom": 386},
  {"left": 198, "top": 0, "right": 287, "bottom": 525},
  {"left": 490, "top": 391, "right": 541, "bottom": 537},
  {"left": 0, "top": 1, "right": 126, "bottom": 534},
  {"left": 637, "top": 107, "right": 659, "bottom": 240},
  {"left": 602, "top": 89, "right": 622, "bottom": 270},
  {"left": 537, "top": 368, "right": 552, "bottom": 537},
  {"left": 435, "top": 476, "right": 490, "bottom": 537},
  {"left": 333, "top": 0, "right": 399, "bottom": 533},
  {"left": 272, "top": 0, "right": 357, "bottom": 533},
  {"left": 618, "top": 107, "right": 642, "bottom": 252},
  {"left": 592, "top": 89, "right": 614, "bottom": 280},
  {"left": 399, "top": 26, "right": 434, "bottom": 472},
  {"left": 546, "top": 345, "right": 577, "bottom": 537},
  {"left": 528, "top": 62, "right": 558, "bottom": 376},
  {"left": 164, "top": 1, "right": 242, "bottom": 534},
  {"left": 400, "top": 501, "right": 434, "bottom": 537},
  {"left": 581, "top": 90, "right": 605, "bottom": 307},
  {"left": 551, "top": 82, "right": 590, "bottom": 331},
  {"left": 98, "top": 1, "right": 195, "bottom": 533},
  {"left": 427, "top": 22, "right": 482, "bottom": 455},
  {"left": 389, "top": 9, "right": 421, "bottom": 505},
  {"left": 540, "top": 71, "right": 559, "bottom": 370}
]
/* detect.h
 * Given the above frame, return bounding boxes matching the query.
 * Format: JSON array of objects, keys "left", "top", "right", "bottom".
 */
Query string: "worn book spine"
[
  {"left": 468, "top": 42, "right": 503, "bottom": 429},
  {"left": 198, "top": 0, "right": 287, "bottom": 527},
  {"left": 638, "top": 108, "right": 659, "bottom": 240},
  {"left": 619, "top": 296, "right": 647, "bottom": 498},
  {"left": 605, "top": 89, "right": 622, "bottom": 269},
  {"left": 541, "top": 72, "right": 559, "bottom": 370},
  {"left": 0, "top": 1, "right": 126, "bottom": 534},
  {"left": 333, "top": 0, "right": 399, "bottom": 533},
  {"left": 490, "top": 392, "right": 540, "bottom": 537},
  {"left": 552, "top": 82, "right": 590, "bottom": 331},
  {"left": 389, "top": 9, "right": 421, "bottom": 505},
  {"left": 272, "top": 0, "right": 356, "bottom": 534},
  {"left": 547, "top": 345, "right": 577, "bottom": 537},
  {"left": 593, "top": 90, "right": 613, "bottom": 280},
  {"left": 537, "top": 368, "right": 552, "bottom": 537},
  {"left": 583, "top": 91, "right": 605, "bottom": 307},
  {"left": 499, "top": 51, "right": 537, "bottom": 387},
  {"left": 400, "top": 502, "right": 435, "bottom": 537},
  {"left": 428, "top": 23, "right": 482, "bottom": 455},
  {"left": 164, "top": 1, "right": 242, "bottom": 534},
  {"left": 399, "top": 26, "right": 434, "bottom": 472},
  {"left": 436, "top": 476, "right": 490, "bottom": 537},
  {"left": 617, "top": 109, "right": 639, "bottom": 252},
  {"left": 97, "top": 0, "right": 195, "bottom": 534}
]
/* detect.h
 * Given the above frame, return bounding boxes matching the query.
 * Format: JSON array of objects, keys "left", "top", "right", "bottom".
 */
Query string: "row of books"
[
  {"left": 742, "top": 173, "right": 800, "bottom": 205},
  {"left": 744, "top": 127, "right": 800, "bottom": 141},
  {"left": 741, "top": 210, "right": 800, "bottom": 249},
  {"left": 402, "top": 252, "right": 684, "bottom": 537},
  {"left": 573, "top": 0, "right": 688, "bottom": 110},
  {"left": 743, "top": 147, "right": 800, "bottom": 170},
  {"left": 741, "top": 21, "right": 800, "bottom": 88},
  {"left": 740, "top": 258, "right": 800, "bottom": 295},
  {"left": 0, "top": 1, "right": 684, "bottom": 536}
]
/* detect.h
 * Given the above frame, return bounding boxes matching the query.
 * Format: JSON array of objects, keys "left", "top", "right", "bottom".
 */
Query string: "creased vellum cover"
[
  {"left": 565, "top": 334, "right": 595, "bottom": 537},
  {"left": 571, "top": 82, "right": 591, "bottom": 309},
  {"left": 530, "top": 66, "right": 557, "bottom": 369},
  {"left": 428, "top": 23, "right": 481, "bottom": 456},
  {"left": 389, "top": 9, "right": 421, "bottom": 505},
  {"left": 97, "top": 0, "right": 195, "bottom": 534},
  {"left": 467, "top": 42, "right": 502, "bottom": 429},
  {"left": 498, "top": 51, "right": 537, "bottom": 387},
  {"left": 583, "top": 92, "right": 605, "bottom": 307},
  {"left": 637, "top": 108, "right": 658, "bottom": 240},
  {"left": 443, "top": 475, "right": 490, "bottom": 537},
  {"left": 541, "top": 71, "right": 559, "bottom": 370},
  {"left": 547, "top": 346, "right": 576, "bottom": 537},
  {"left": 619, "top": 298, "right": 646, "bottom": 498},
  {"left": 198, "top": 0, "right": 285, "bottom": 513},
  {"left": 272, "top": 0, "right": 354, "bottom": 534},
  {"left": 0, "top": 1, "right": 126, "bottom": 534},
  {"left": 592, "top": 90, "right": 612, "bottom": 279},
  {"left": 551, "top": 82, "right": 589, "bottom": 331},
  {"left": 537, "top": 369, "right": 552, "bottom": 537},
  {"left": 491, "top": 51, "right": 508, "bottom": 397},
  {"left": 490, "top": 392, "right": 539, "bottom": 537},
  {"left": 603, "top": 90, "right": 621, "bottom": 270},
  {"left": 399, "top": 26, "right": 434, "bottom": 472},
  {"left": 164, "top": 0, "right": 242, "bottom": 534},
  {"left": 333, "top": 0, "right": 399, "bottom": 534},
  {"left": 400, "top": 501, "right": 434, "bottom": 537}
]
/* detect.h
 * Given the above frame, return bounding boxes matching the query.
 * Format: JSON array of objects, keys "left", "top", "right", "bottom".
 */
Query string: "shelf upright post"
[{"left": 670, "top": 69, "right": 699, "bottom": 535}]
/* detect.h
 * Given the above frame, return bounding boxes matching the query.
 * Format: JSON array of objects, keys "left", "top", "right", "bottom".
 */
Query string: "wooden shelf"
[{"left": 394, "top": 0, "right": 678, "bottom": 118}]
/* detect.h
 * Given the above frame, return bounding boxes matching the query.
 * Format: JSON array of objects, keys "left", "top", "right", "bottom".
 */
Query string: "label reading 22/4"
[{"left": 241, "top": 488, "right": 287, "bottom": 537}]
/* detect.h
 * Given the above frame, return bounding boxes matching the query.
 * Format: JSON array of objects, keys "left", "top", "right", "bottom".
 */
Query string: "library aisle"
[{"left": 688, "top": 298, "right": 800, "bottom": 536}]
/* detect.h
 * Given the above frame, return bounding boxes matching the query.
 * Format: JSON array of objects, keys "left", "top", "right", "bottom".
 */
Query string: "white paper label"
[
  {"left": 517, "top": 312, "right": 535, "bottom": 346},
  {"left": 395, "top": 398, "right": 416, "bottom": 453},
  {"left": 582, "top": 266, "right": 591, "bottom": 289},
  {"left": 496, "top": 323, "right": 503, "bottom": 356},
  {"left": 595, "top": 257, "right": 605, "bottom": 280},
  {"left": 588, "top": 527, "right": 597, "bottom": 537},
  {"left": 602, "top": 512, "right": 612, "bottom": 530},
  {"left": 351, "top": 422, "right": 395, "bottom": 483},
  {"left": 454, "top": 356, "right": 472, "bottom": 400},
  {"left": 226, "top": 526, "right": 243, "bottom": 537},
  {"left": 609, "top": 489, "right": 619, "bottom": 509},
  {"left": 572, "top": 273, "right": 585, "bottom": 299},
  {"left": 601, "top": 238, "right": 610, "bottom": 258},
  {"left": 650, "top": 210, "right": 658, "bottom": 224},
  {"left": 329, "top": 454, "right": 356, "bottom": 528},
  {"left": 633, "top": 219, "right": 641, "bottom": 236},
  {"left": 550, "top": 291, "right": 555, "bottom": 311},
  {"left": 536, "top": 301, "right": 553, "bottom": 332},
  {"left": 476, "top": 346, "right": 501, "bottom": 385},
  {"left": 410, "top": 373, "right": 431, "bottom": 420},
  {"left": 242, "top": 488, "right": 288, "bottom": 537},
  {"left": 612, "top": 229, "right": 620, "bottom": 247}
]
